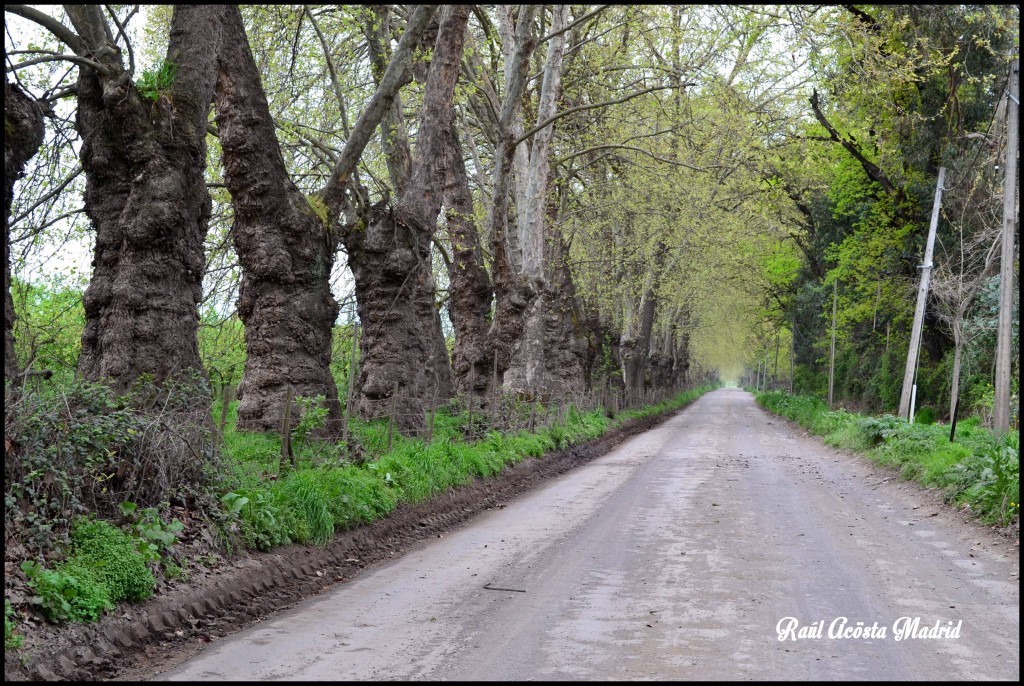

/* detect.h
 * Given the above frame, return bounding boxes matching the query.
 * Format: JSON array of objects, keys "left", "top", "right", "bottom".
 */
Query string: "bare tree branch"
[
  {"left": 512, "top": 85, "right": 681, "bottom": 148},
  {"left": 5, "top": 5, "right": 85, "bottom": 55}
]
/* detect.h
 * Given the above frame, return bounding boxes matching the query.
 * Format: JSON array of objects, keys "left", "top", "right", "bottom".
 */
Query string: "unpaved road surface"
[{"left": 148, "top": 388, "right": 1019, "bottom": 681}]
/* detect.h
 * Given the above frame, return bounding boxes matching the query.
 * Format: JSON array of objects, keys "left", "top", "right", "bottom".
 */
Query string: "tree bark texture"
[
  {"left": 72, "top": 5, "right": 223, "bottom": 392},
  {"left": 215, "top": 6, "right": 342, "bottom": 433},
  {"left": 347, "top": 5, "right": 469, "bottom": 432},
  {"left": 501, "top": 6, "right": 582, "bottom": 397},
  {"left": 444, "top": 124, "right": 495, "bottom": 397},
  {"left": 4, "top": 79, "right": 46, "bottom": 380}
]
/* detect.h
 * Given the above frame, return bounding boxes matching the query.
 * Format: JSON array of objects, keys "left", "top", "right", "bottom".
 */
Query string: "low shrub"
[
  {"left": 20, "top": 559, "right": 112, "bottom": 623},
  {"left": 68, "top": 518, "right": 155, "bottom": 602},
  {"left": 5, "top": 599, "right": 24, "bottom": 650}
]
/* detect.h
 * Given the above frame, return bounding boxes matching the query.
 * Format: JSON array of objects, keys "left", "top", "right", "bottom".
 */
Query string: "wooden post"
[
  {"left": 215, "top": 383, "right": 233, "bottom": 453},
  {"left": 467, "top": 365, "right": 475, "bottom": 441},
  {"left": 342, "top": 324, "right": 358, "bottom": 444},
  {"left": 426, "top": 384, "right": 437, "bottom": 446},
  {"left": 949, "top": 396, "right": 961, "bottom": 443},
  {"left": 899, "top": 167, "right": 945, "bottom": 419},
  {"left": 528, "top": 398, "right": 535, "bottom": 431},
  {"left": 872, "top": 280, "right": 880, "bottom": 331},
  {"left": 773, "top": 334, "right": 780, "bottom": 390},
  {"left": 387, "top": 381, "right": 399, "bottom": 452},
  {"left": 492, "top": 348, "right": 499, "bottom": 427},
  {"left": 994, "top": 59, "right": 1019, "bottom": 435},
  {"left": 828, "top": 279, "right": 837, "bottom": 409},
  {"left": 280, "top": 386, "right": 294, "bottom": 472},
  {"left": 790, "top": 312, "right": 796, "bottom": 395}
]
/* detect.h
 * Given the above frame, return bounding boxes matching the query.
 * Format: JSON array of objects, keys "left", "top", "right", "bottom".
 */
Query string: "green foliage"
[
  {"left": 5, "top": 600, "right": 24, "bottom": 650},
  {"left": 5, "top": 374, "right": 213, "bottom": 557},
  {"left": 198, "top": 313, "right": 246, "bottom": 395},
  {"left": 135, "top": 60, "right": 177, "bottom": 101},
  {"left": 68, "top": 518, "right": 155, "bottom": 602},
  {"left": 276, "top": 472, "right": 334, "bottom": 546},
  {"left": 10, "top": 276, "right": 84, "bottom": 384},
  {"left": 292, "top": 395, "right": 329, "bottom": 451},
  {"left": 226, "top": 488, "right": 289, "bottom": 551},
  {"left": 949, "top": 431, "right": 1020, "bottom": 526},
  {"left": 215, "top": 386, "right": 715, "bottom": 553},
  {"left": 20, "top": 559, "right": 112, "bottom": 623},
  {"left": 913, "top": 406, "right": 936, "bottom": 425},
  {"left": 118, "top": 501, "right": 184, "bottom": 563}
]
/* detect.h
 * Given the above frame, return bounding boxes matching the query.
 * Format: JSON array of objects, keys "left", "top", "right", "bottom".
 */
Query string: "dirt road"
[{"left": 150, "top": 388, "right": 1019, "bottom": 680}]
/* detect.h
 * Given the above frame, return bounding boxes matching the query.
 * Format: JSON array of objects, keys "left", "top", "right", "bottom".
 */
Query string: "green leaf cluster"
[{"left": 135, "top": 60, "right": 177, "bottom": 102}]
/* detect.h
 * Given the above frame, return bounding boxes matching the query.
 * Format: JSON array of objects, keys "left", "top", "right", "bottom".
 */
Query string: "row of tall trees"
[
  {"left": 5, "top": 5, "right": 1019, "bottom": 436},
  {"left": 741, "top": 5, "right": 1019, "bottom": 429}
]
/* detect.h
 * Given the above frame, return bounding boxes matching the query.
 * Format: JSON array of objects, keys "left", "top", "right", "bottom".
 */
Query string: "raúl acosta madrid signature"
[{"left": 776, "top": 616, "right": 962, "bottom": 641}]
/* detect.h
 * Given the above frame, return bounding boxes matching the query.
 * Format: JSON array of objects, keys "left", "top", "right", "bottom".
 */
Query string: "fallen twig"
[{"left": 483, "top": 583, "right": 526, "bottom": 593}]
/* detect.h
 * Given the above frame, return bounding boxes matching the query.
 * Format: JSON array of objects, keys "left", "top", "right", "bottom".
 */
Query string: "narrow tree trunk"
[
  {"left": 4, "top": 79, "right": 46, "bottom": 380},
  {"left": 348, "top": 6, "right": 469, "bottom": 432},
  {"left": 215, "top": 6, "right": 342, "bottom": 433},
  {"left": 363, "top": 5, "right": 412, "bottom": 195},
  {"left": 71, "top": 5, "right": 224, "bottom": 392}
]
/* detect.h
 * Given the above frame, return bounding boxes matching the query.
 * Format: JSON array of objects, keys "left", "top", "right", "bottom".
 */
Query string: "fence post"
[
  {"left": 279, "top": 386, "right": 294, "bottom": 473},
  {"left": 343, "top": 324, "right": 358, "bottom": 445},
  {"left": 387, "top": 381, "right": 399, "bottom": 452},
  {"left": 467, "top": 365, "right": 475, "bottom": 441},
  {"left": 492, "top": 349, "right": 499, "bottom": 427},
  {"left": 427, "top": 385, "right": 437, "bottom": 446},
  {"left": 215, "top": 383, "right": 233, "bottom": 453}
]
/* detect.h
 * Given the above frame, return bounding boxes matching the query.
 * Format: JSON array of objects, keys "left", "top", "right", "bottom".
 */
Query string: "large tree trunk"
[
  {"left": 71, "top": 6, "right": 223, "bottom": 392},
  {"left": 444, "top": 124, "right": 495, "bottom": 396},
  {"left": 539, "top": 231, "right": 590, "bottom": 395},
  {"left": 347, "top": 6, "right": 469, "bottom": 433},
  {"left": 500, "top": 6, "right": 570, "bottom": 396},
  {"left": 4, "top": 79, "right": 46, "bottom": 381},
  {"left": 214, "top": 6, "right": 342, "bottom": 433}
]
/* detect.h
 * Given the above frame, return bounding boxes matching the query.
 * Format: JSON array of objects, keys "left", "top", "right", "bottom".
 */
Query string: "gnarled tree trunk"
[
  {"left": 444, "top": 123, "right": 494, "bottom": 397},
  {"left": 71, "top": 5, "right": 224, "bottom": 392},
  {"left": 214, "top": 6, "right": 342, "bottom": 433},
  {"left": 347, "top": 5, "right": 469, "bottom": 432},
  {"left": 4, "top": 79, "right": 46, "bottom": 381}
]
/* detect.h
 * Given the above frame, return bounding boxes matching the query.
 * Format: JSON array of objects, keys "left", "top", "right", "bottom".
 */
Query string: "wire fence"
[{"left": 242, "top": 375, "right": 714, "bottom": 468}]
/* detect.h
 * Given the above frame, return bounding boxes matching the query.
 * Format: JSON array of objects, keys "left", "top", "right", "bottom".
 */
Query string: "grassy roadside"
[
  {"left": 753, "top": 390, "right": 1020, "bottom": 528},
  {"left": 215, "top": 385, "right": 716, "bottom": 552},
  {"left": 5, "top": 382, "right": 715, "bottom": 646}
]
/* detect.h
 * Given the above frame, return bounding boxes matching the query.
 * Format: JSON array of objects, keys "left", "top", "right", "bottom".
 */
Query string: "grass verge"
[{"left": 216, "top": 385, "right": 716, "bottom": 552}]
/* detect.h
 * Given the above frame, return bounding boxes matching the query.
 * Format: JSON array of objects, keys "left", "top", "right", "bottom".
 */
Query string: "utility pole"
[
  {"left": 773, "top": 333, "right": 780, "bottom": 390},
  {"left": 994, "top": 59, "right": 1018, "bottom": 436},
  {"left": 790, "top": 310, "right": 796, "bottom": 394},
  {"left": 828, "top": 279, "right": 837, "bottom": 408},
  {"left": 898, "top": 167, "right": 946, "bottom": 420}
]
